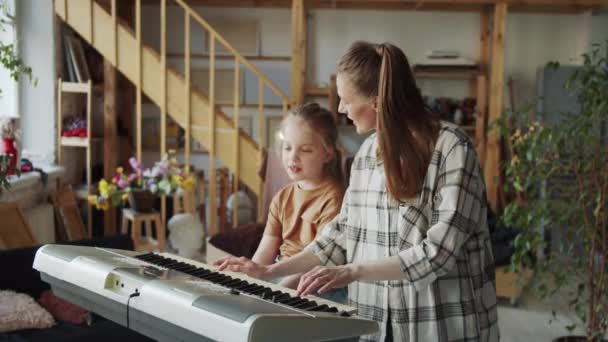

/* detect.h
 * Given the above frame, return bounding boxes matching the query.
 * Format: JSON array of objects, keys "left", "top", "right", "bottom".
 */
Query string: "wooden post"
[
  {"left": 290, "top": 0, "right": 306, "bottom": 106},
  {"left": 57, "top": 79, "right": 63, "bottom": 165},
  {"left": 86, "top": 79, "right": 93, "bottom": 237},
  {"left": 135, "top": 0, "right": 142, "bottom": 162},
  {"left": 160, "top": 0, "right": 167, "bottom": 224},
  {"left": 184, "top": 10, "right": 192, "bottom": 213},
  {"left": 111, "top": 0, "right": 117, "bottom": 65},
  {"left": 209, "top": 36, "right": 217, "bottom": 236},
  {"left": 476, "top": 10, "right": 491, "bottom": 169},
  {"left": 485, "top": 2, "right": 507, "bottom": 212},
  {"left": 117, "top": 0, "right": 135, "bottom": 170},
  {"left": 232, "top": 58, "right": 241, "bottom": 227},
  {"left": 104, "top": 60, "right": 118, "bottom": 236},
  {"left": 257, "top": 80, "right": 265, "bottom": 223}
]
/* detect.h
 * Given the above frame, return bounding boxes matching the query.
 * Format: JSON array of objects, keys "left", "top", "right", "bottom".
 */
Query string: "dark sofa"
[{"left": 0, "top": 235, "right": 154, "bottom": 342}]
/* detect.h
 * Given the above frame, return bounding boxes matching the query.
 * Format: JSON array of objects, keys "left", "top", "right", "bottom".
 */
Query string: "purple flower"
[
  {"left": 129, "top": 157, "right": 142, "bottom": 171},
  {"left": 127, "top": 173, "right": 137, "bottom": 182},
  {"left": 117, "top": 179, "right": 129, "bottom": 188}
]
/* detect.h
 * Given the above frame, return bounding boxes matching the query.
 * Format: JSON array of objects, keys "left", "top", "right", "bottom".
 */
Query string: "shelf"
[
  {"left": 414, "top": 69, "right": 479, "bottom": 80},
  {"left": 60, "top": 81, "right": 91, "bottom": 94},
  {"left": 305, "top": 86, "right": 330, "bottom": 97},
  {"left": 60, "top": 136, "right": 89, "bottom": 147},
  {"left": 60, "top": 136, "right": 102, "bottom": 147}
]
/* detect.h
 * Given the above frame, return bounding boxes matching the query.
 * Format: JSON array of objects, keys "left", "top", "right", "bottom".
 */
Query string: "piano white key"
[{"left": 156, "top": 252, "right": 357, "bottom": 314}]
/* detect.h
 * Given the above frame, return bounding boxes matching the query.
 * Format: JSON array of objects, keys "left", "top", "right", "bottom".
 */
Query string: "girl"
[
  {"left": 250, "top": 103, "right": 344, "bottom": 291},
  {"left": 216, "top": 42, "right": 499, "bottom": 342}
]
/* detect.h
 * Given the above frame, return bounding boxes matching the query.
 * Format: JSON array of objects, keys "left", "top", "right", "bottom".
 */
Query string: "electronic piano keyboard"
[{"left": 33, "top": 244, "right": 379, "bottom": 342}]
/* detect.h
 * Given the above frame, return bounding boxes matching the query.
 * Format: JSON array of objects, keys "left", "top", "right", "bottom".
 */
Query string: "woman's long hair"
[{"left": 338, "top": 41, "right": 439, "bottom": 200}]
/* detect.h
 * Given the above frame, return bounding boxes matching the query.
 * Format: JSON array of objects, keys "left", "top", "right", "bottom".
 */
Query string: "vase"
[
  {"left": 128, "top": 189, "right": 156, "bottom": 213},
  {"left": 1, "top": 138, "right": 17, "bottom": 175}
]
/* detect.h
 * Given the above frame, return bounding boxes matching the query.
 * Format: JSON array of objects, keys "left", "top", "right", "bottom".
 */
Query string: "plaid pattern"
[{"left": 306, "top": 122, "right": 499, "bottom": 341}]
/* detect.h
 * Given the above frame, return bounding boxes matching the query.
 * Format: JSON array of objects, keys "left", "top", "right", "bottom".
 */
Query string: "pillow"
[
  {"left": 0, "top": 290, "right": 55, "bottom": 333},
  {"left": 38, "top": 290, "right": 89, "bottom": 325},
  {"left": 208, "top": 223, "right": 265, "bottom": 259}
]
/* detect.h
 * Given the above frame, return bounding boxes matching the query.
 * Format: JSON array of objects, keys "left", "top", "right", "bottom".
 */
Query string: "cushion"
[
  {"left": 0, "top": 290, "right": 55, "bottom": 333},
  {"left": 208, "top": 223, "right": 265, "bottom": 259},
  {"left": 38, "top": 290, "right": 89, "bottom": 325}
]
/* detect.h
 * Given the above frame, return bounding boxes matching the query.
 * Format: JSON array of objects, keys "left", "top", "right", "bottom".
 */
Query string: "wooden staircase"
[{"left": 55, "top": 0, "right": 290, "bottom": 234}]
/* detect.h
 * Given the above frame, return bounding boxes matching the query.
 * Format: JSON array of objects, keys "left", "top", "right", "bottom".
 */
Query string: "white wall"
[
  {"left": 17, "top": 0, "right": 55, "bottom": 165},
  {"left": 0, "top": 0, "right": 17, "bottom": 118}
]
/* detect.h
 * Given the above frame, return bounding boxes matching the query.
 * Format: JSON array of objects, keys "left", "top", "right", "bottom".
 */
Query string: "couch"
[{"left": 0, "top": 235, "right": 154, "bottom": 342}]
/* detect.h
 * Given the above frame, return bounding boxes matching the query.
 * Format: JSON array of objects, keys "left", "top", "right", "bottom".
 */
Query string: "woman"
[{"left": 216, "top": 41, "right": 499, "bottom": 342}]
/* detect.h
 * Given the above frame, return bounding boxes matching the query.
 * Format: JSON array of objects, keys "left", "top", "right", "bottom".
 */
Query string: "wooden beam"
[
  {"left": 104, "top": 59, "right": 118, "bottom": 236},
  {"left": 485, "top": 2, "right": 507, "bottom": 213},
  {"left": 291, "top": 0, "right": 306, "bottom": 106},
  {"left": 475, "top": 9, "right": 490, "bottom": 168},
  {"left": 136, "top": 0, "right": 142, "bottom": 162},
  {"left": 208, "top": 36, "right": 218, "bottom": 235},
  {"left": 166, "top": 0, "right": 606, "bottom": 12}
]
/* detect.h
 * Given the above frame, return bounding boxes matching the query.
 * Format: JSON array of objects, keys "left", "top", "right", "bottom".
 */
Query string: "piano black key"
[
  {"left": 172, "top": 264, "right": 195, "bottom": 272},
  {"left": 269, "top": 290, "right": 283, "bottom": 298},
  {"left": 282, "top": 297, "right": 306, "bottom": 306},
  {"left": 273, "top": 293, "right": 292, "bottom": 303},
  {"left": 310, "top": 304, "right": 330, "bottom": 312},
  {"left": 339, "top": 311, "right": 352, "bottom": 317},
  {"left": 247, "top": 286, "right": 268, "bottom": 296},
  {"left": 232, "top": 282, "right": 253, "bottom": 290},
  {"left": 191, "top": 269, "right": 212, "bottom": 277},
  {"left": 215, "top": 276, "right": 234, "bottom": 285},
  {"left": 135, "top": 253, "right": 155, "bottom": 261},
  {"left": 259, "top": 288, "right": 275, "bottom": 298},
  {"left": 222, "top": 279, "right": 245, "bottom": 288},
  {"left": 205, "top": 273, "right": 228, "bottom": 282},
  {"left": 294, "top": 300, "right": 318, "bottom": 310}
]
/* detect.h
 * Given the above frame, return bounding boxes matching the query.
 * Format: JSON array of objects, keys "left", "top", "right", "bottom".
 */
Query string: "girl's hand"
[
  {"left": 296, "top": 265, "right": 357, "bottom": 297},
  {"left": 213, "top": 256, "right": 270, "bottom": 279}
]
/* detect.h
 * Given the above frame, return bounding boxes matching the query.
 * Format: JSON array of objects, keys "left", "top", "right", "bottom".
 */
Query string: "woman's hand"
[
  {"left": 213, "top": 256, "right": 270, "bottom": 280},
  {"left": 296, "top": 264, "right": 358, "bottom": 297}
]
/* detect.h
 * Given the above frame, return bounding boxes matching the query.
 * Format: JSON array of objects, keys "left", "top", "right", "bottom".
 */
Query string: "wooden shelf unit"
[{"left": 57, "top": 78, "right": 94, "bottom": 236}]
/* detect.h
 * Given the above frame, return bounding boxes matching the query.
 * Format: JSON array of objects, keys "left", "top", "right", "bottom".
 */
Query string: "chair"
[{"left": 0, "top": 202, "right": 37, "bottom": 249}]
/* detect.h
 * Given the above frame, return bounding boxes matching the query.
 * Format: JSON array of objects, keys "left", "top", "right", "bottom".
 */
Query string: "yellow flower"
[
  {"left": 99, "top": 179, "right": 109, "bottom": 197},
  {"left": 87, "top": 195, "right": 97, "bottom": 205},
  {"left": 181, "top": 176, "right": 196, "bottom": 191},
  {"left": 121, "top": 193, "right": 129, "bottom": 201},
  {"left": 116, "top": 166, "right": 124, "bottom": 174},
  {"left": 96, "top": 201, "right": 110, "bottom": 211}
]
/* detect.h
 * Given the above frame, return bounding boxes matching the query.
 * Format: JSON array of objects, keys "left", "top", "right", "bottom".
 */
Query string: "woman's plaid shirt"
[{"left": 305, "top": 123, "right": 499, "bottom": 341}]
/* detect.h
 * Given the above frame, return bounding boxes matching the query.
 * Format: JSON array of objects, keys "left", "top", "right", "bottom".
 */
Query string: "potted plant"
[
  {"left": 88, "top": 152, "right": 196, "bottom": 212},
  {"left": 497, "top": 41, "right": 608, "bottom": 341},
  {"left": 1, "top": 117, "right": 20, "bottom": 174}
]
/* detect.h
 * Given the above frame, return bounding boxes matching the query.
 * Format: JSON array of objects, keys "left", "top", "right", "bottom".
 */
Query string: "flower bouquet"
[{"left": 88, "top": 153, "right": 195, "bottom": 211}]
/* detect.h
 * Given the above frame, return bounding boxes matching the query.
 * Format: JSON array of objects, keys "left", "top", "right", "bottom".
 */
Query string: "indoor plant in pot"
[
  {"left": 88, "top": 153, "right": 195, "bottom": 212},
  {"left": 497, "top": 41, "right": 608, "bottom": 341}
]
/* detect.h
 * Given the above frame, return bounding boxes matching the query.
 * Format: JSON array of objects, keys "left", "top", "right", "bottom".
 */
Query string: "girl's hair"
[
  {"left": 338, "top": 41, "right": 439, "bottom": 200},
  {"left": 279, "top": 103, "right": 343, "bottom": 186}
]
